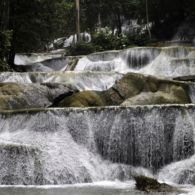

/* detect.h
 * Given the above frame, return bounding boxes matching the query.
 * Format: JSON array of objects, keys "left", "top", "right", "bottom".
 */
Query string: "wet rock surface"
[
  {"left": 135, "top": 176, "right": 181, "bottom": 193},
  {"left": 1, "top": 46, "right": 195, "bottom": 187},
  {"left": 0, "top": 83, "right": 77, "bottom": 110},
  {"left": 58, "top": 73, "right": 191, "bottom": 107}
]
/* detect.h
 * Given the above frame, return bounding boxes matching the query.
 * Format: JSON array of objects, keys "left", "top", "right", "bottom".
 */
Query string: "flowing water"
[
  {"left": 1, "top": 46, "right": 195, "bottom": 194},
  {"left": 75, "top": 47, "right": 195, "bottom": 78}
]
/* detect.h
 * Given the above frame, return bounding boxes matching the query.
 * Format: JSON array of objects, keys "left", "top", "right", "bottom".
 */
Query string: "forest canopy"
[{"left": 0, "top": 0, "right": 195, "bottom": 68}]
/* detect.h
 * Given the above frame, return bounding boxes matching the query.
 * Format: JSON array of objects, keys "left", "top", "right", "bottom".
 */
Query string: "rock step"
[
  {"left": 0, "top": 72, "right": 194, "bottom": 110},
  {"left": 174, "top": 75, "right": 195, "bottom": 82}
]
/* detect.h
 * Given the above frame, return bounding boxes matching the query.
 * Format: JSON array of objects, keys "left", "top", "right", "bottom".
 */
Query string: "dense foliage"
[
  {"left": 0, "top": 30, "right": 12, "bottom": 70},
  {"left": 0, "top": 0, "right": 195, "bottom": 67}
]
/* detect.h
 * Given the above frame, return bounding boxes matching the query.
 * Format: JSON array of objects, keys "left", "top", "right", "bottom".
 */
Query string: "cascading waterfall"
[
  {"left": 75, "top": 47, "right": 195, "bottom": 78},
  {"left": 0, "top": 105, "right": 195, "bottom": 185},
  {"left": 15, "top": 47, "right": 195, "bottom": 78},
  {"left": 2, "top": 46, "right": 195, "bottom": 195},
  {"left": 0, "top": 71, "right": 122, "bottom": 91}
]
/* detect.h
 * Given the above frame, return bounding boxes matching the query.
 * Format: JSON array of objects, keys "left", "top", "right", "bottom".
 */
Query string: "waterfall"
[
  {"left": 14, "top": 53, "right": 63, "bottom": 65},
  {"left": 0, "top": 72, "right": 122, "bottom": 91},
  {"left": 75, "top": 46, "right": 195, "bottom": 78},
  {"left": 2, "top": 46, "right": 195, "bottom": 193},
  {"left": 0, "top": 105, "right": 194, "bottom": 185},
  {"left": 15, "top": 46, "right": 195, "bottom": 77}
]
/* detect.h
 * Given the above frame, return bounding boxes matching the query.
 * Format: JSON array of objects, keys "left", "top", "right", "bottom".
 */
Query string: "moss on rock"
[
  {"left": 0, "top": 83, "right": 22, "bottom": 95},
  {"left": 134, "top": 176, "right": 181, "bottom": 193},
  {"left": 122, "top": 87, "right": 190, "bottom": 106},
  {"left": 57, "top": 72, "right": 191, "bottom": 107},
  {"left": 58, "top": 91, "right": 106, "bottom": 107}
]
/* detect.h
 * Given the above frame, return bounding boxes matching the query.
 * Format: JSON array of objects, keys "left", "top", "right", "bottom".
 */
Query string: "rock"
[
  {"left": 121, "top": 87, "right": 189, "bottom": 106},
  {"left": 0, "top": 83, "right": 77, "bottom": 110},
  {"left": 58, "top": 72, "right": 191, "bottom": 107},
  {"left": 58, "top": 91, "right": 106, "bottom": 107},
  {"left": 134, "top": 176, "right": 181, "bottom": 193},
  {"left": 173, "top": 75, "right": 195, "bottom": 82},
  {"left": 15, "top": 55, "right": 81, "bottom": 72}
]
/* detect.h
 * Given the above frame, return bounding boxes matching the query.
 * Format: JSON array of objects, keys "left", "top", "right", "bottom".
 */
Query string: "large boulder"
[
  {"left": 134, "top": 176, "right": 180, "bottom": 193},
  {"left": 0, "top": 83, "right": 77, "bottom": 110},
  {"left": 121, "top": 86, "right": 189, "bottom": 106},
  {"left": 58, "top": 91, "right": 106, "bottom": 107},
  {"left": 57, "top": 73, "right": 191, "bottom": 107}
]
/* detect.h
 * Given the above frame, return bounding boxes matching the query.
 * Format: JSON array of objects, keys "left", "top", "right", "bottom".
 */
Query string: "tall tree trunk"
[
  {"left": 97, "top": 0, "right": 102, "bottom": 29},
  {"left": 75, "top": 0, "right": 80, "bottom": 43},
  {"left": 8, "top": 0, "right": 17, "bottom": 69},
  {"left": 98, "top": 12, "right": 101, "bottom": 28},
  {"left": 146, "top": 0, "right": 152, "bottom": 39},
  {"left": 0, "top": 0, "right": 10, "bottom": 31},
  {"left": 116, "top": 10, "right": 122, "bottom": 36}
]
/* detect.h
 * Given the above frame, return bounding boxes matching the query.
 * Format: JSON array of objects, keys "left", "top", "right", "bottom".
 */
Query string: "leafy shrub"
[
  {"left": 0, "top": 30, "right": 13, "bottom": 71},
  {"left": 92, "top": 27, "right": 129, "bottom": 51},
  {"left": 66, "top": 28, "right": 157, "bottom": 56},
  {"left": 127, "top": 33, "right": 157, "bottom": 46},
  {"left": 0, "top": 59, "right": 9, "bottom": 71},
  {"left": 0, "top": 30, "right": 12, "bottom": 59},
  {"left": 66, "top": 42, "right": 95, "bottom": 56}
]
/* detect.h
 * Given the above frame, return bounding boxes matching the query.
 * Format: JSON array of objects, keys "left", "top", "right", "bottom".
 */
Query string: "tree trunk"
[
  {"left": 8, "top": 0, "right": 17, "bottom": 69},
  {"left": 97, "top": 0, "right": 102, "bottom": 29},
  {"left": 0, "top": 0, "right": 10, "bottom": 31},
  {"left": 146, "top": 0, "right": 152, "bottom": 39},
  {"left": 75, "top": 0, "right": 80, "bottom": 43},
  {"left": 98, "top": 12, "right": 102, "bottom": 28},
  {"left": 116, "top": 10, "right": 122, "bottom": 36}
]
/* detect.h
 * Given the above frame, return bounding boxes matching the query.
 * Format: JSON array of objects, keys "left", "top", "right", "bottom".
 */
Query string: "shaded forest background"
[{"left": 0, "top": 0, "right": 195, "bottom": 69}]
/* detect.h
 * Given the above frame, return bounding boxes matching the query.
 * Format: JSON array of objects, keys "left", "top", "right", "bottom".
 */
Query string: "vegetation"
[
  {"left": 67, "top": 28, "right": 129, "bottom": 55},
  {"left": 0, "top": 0, "right": 195, "bottom": 68},
  {"left": 66, "top": 42, "right": 95, "bottom": 56},
  {"left": 55, "top": 73, "right": 191, "bottom": 107},
  {"left": 0, "top": 30, "right": 12, "bottom": 70}
]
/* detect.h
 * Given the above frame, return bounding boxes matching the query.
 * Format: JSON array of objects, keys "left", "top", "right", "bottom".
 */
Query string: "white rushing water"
[
  {"left": 2, "top": 46, "right": 195, "bottom": 195},
  {"left": 75, "top": 47, "right": 195, "bottom": 78},
  {"left": 0, "top": 105, "right": 195, "bottom": 185},
  {"left": 0, "top": 71, "right": 123, "bottom": 91},
  {"left": 14, "top": 47, "right": 195, "bottom": 78},
  {"left": 15, "top": 53, "right": 63, "bottom": 65}
]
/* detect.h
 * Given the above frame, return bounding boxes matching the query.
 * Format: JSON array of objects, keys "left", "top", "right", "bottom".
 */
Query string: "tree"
[
  {"left": 75, "top": 0, "right": 81, "bottom": 42},
  {"left": 145, "top": 0, "right": 151, "bottom": 39},
  {"left": 0, "top": 0, "right": 13, "bottom": 70}
]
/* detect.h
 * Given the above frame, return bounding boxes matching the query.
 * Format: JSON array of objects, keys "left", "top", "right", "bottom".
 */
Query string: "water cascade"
[
  {"left": 1, "top": 46, "right": 195, "bottom": 194},
  {"left": 0, "top": 105, "right": 194, "bottom": 185},
  {"left": 75, "top": 47, "right": 195, "bottom": 78}
]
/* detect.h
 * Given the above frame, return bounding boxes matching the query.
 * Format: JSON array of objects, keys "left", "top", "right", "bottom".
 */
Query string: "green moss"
[
  {"left": 66, "top": 42, "right": 96, "bottom": 56},
  {"left": 170, "top": 85, "right": 190, "bottom": 103},
  {"left": 58, "top": 91, "right": 106, "bottom": 107},
  {"left": 122, "top": 90, "right": 189, "bottom": 106},
  {"left": 134, "top": 176, "right": 180, "bottom": 193},
  {"left": 56, "top": 73, "right": 191, "bottom": 107},
  {"left": 106, "top": 73, "right": 145, "bottom": 105},
  {"left": 135, "top": 176, "right": 161, "bottom": 192},
  {"left": 0, "top": 83, "right": 22, "bottom": 95}
]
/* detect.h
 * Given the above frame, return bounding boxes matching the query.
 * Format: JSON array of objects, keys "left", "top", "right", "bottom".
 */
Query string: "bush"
[
  {"left": 66, "top": 28, "right": 158, "bottom": 56},
  {"left": 0, "top": 59, "right": 10, "bottom": 71},
  {"left": 92, "top": 28, "right": 129, "bottom": 51},
  {"left": 127, "top": 33, "right": 157, "bottom": 46},
  {"left": 0, "top": 30, "right": 12, "bottom": 58},
  {"left": 66, "top": 42, "right": 95, "bottom": 56},
  {"left": 0, "top": 30, "right": 13, "bottom": 71}
]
